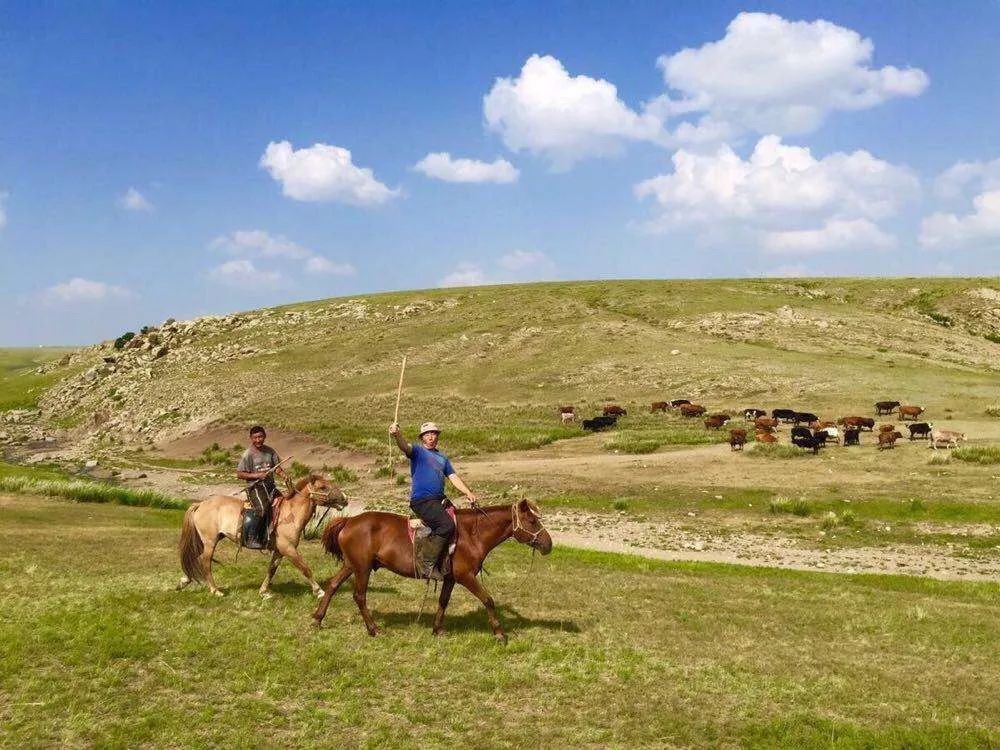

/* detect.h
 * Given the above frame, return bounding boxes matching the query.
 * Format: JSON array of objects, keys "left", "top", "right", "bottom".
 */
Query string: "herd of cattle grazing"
[{"left": 559, "top": 400, "right": 968, "bottom": 455}]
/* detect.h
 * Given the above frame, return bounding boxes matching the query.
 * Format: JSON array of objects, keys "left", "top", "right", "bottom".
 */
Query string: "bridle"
[{"left": 510, "top": 502, "right": 546, "bottom": 549}]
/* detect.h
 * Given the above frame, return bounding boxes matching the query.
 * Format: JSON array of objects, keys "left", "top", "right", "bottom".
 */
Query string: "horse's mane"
[
  {"left": 456, "top": 499, "right": 541, "bottom": 516},
  {"left": 294, "top": 474, "right": 324, "bottom": 492}
]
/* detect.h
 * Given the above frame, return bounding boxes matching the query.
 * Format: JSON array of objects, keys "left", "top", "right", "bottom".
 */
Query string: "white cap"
[{"left": 419, "top": 421, "right": 441, "bottom": 436}]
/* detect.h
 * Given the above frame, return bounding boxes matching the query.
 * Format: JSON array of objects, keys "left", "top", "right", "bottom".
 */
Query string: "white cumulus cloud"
[
  {"left": 42, "top": 278, "right": 132, "bottom": 304},
  {"left": 259, "top": 141, "right": 400, "bottom": 205},
  {"left": 210, "top": 229, "right": 311, "bottom": 260},
  {"left": 305, "top": 256, "right": 356, "bottom": 275},
  {"left": 118, "top": 187, "right": 154, "bottom": 212},
  {"left": 209, "top": 259, "right": 283, "bottom": 287},
  {"left": 439, "top": 263, "right": 489, "bottom": 288},
  {"left": 497, "top": 249, "right": 556, "bottom": 274},
  {"left": 483, "top": 54, "right": 666, "bottom": 169},
  {"left": 656, "top": 12, "right": 928, "bottom": 142},
  {"left": 635, "top": 136, "right": 916, "bottom": 253},
  {"left": 762, "top": 218, "right": 896, "bottom": 255},
  {"left": 919, "top": 190, "right": 1000, "bottom": 249},
  {"left": 934, "top": 157, "right": 1000, "bottom": 199},
  {"left": 413, "top": 152, "right": 519, "bottom": 184}
]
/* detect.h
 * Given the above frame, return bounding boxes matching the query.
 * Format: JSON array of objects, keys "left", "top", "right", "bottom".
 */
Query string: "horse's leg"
[
  {"left": 431, "top": 577, "right": 456, "bottom": 636},
  {"left": 258, "top": 550, "right": 282, "bottom": 598},
  {"left": 200, "top": 536, "right": 224, "bottom": 596},
  {"left": 276, "top": 540, "right": 323, "bottom": 598},
  {"left": 458, "top": 573, "right": 506, "bottom": 643},
  {"left": 312, "top": 565, "right": 353, "bottom": 625},
  {"left": 351, "top": 566, "right": 379, "bottom": 637}
]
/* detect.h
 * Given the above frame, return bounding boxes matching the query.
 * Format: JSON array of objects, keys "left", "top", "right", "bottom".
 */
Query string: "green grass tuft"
[
  {"left": 0, "top": 475, "right": 188, "bottom": 509},
  {"left": 952, "top": 445, "right": 1000, "bottom": 465},
  {"left": 747, "top": 443, "right": 813, "bottom": 459}
]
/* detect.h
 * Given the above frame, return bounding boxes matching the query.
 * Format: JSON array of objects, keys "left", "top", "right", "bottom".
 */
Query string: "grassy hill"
[{"left": 10, "top": 278, "right": 1000, "bottom": 455}]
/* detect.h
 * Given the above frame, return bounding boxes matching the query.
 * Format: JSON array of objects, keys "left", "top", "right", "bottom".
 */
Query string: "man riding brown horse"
[{"left": 389, "top": 420, "right": 478, "bottom": 580}]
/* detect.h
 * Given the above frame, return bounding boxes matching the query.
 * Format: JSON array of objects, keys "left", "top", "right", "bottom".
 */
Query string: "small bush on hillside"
[
  {"left": 952, "top": 446, "right": 1000, "bottom": 465},
  {"left": 820, "top": 511, "right": 838, "bottom": 529},
  {"left": 612, "top": 499, "right": 629, "bottom": 511},
  {"left": 984, "top": 332, "right": 1000, "bottom": 344},
  {"left": 985, "top": 406, "right": 1000, "bottom": 418},
  {"left": 395, "top": 474, "right": 408, "bottom": 486},
  {"left": 840, "top": 509, "right": 857, "bottom": 525},
  {"left": 928, "top": 453, "right": 951, "bottom": 466},
  {"left": 113, "top": 331, "right": 135, "bottom": 350},
  {"left": 200, "top": 442, "right": 231, "bottom": 467},
  {"left": 289, "top": 461, "right": 311, "bottom": 479},
  {"left": 604, "top": 436, "right": 660, "bottom": 454},
  {"left": 770, "top": 497, "right": 811, "bottom": 516},
  {"left": 373, "top": 465, "right": 394, "bottom": 478},
  {"left": 909, "top": 498, "right": 927, "bottom": 512}
]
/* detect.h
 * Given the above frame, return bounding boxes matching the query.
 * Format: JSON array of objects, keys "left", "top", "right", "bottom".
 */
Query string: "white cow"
[{"left": 930, "top": 428, "right": 966, "bottom": 450}]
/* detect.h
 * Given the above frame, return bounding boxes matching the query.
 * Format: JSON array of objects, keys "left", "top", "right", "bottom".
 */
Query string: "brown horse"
[
  {"left": 312, "top": 499, "right": 552, "bottom": 642},
  {"left": 177, "top": 474, "right": 347, "bottom": 598}
]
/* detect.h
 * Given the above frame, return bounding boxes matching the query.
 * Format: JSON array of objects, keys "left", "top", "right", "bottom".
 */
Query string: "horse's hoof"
[
  {"left": 260, "top": 591, "right": 273, "bottom": 600},
  {"left": 367, "top": 628, "right": 379, "bottom": 637},
  {"left": 494, "top": 632, "right": 508, "bottom": 645},
  {"left": 311, "top": 617, "right": 323, "bottom": 628},
  {"left": 432, "top": 628, "right": 444, "bottom": 637},
  {"left": 313, "top": 589, "right": 324, "bottom": 599}
]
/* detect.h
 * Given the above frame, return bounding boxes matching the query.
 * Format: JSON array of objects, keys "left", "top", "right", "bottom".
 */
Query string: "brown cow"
[
  {"left": 680, "top": 404, "right": 707, "bottom": 417},
  {"left": 877, "top": 430, "right": 903, "bottom": 450},
  {"left": 879, "top": 423, "right": 896, "bottom": 433},
  {"left": 809, "top": 420, "right": 836, "bottom": 430},
  {"left": 754, "top": 416, "right": 779, "bottom": 431},
  {"left": 729, "top": 429, "right": 747, "bottom": 451},
  {"left": 899, "top": 405, "right": 924, "bottom": 421},
  {"left": 558, "top": 405, "right": 575, "bottom": 415},
  {"left": 650, "top": 401, "right": 670, "bottom": 413},
  {"left": 756, "top": 432, "right": 778, "bottom": 444},
  {"left": 839, "top": 416, "right": 875, "bottom": 431},
  {"left": 704, "top": 415, "right": 728, "bottom": 430},
  {"left": 603, "top": 405, "right": 627, "bottom": 417}
]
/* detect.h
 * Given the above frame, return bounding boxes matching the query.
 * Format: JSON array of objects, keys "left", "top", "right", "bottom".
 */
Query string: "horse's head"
[
  {"left": 298, "top": 474, "right": 348, "bottom": 510},
  {"left": 511, "top": 498, "right": 552, "bottom": 555}
]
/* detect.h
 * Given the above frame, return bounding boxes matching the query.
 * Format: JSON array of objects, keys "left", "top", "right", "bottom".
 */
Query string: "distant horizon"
[{"left": 2, "top": 3, "right": 998, "bottom": 345}]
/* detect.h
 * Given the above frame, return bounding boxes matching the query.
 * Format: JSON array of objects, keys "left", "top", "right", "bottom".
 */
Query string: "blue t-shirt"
[{"left": 409, "top": 444, "right": 454, "bottom": 503}]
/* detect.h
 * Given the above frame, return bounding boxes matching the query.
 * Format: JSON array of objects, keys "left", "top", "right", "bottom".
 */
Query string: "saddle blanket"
[{"left": 407, "top": 505, "right": 458, "bottom": 554}]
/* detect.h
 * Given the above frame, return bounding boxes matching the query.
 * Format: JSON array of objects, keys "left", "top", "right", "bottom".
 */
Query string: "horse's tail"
[
  {"left": 179, "top": 503, "right": 205, "bottom": 582},
  {"left": 321, "top": 517, "right": 350, "bottom": 560}
]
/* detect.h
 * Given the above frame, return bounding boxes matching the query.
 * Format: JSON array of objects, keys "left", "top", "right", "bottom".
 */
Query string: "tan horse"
[{"left": 177, "top": 474, "right": 347, "bottom": 598}]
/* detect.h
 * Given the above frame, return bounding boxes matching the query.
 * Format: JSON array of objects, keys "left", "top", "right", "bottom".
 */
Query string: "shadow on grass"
[{"left": 375, "top": 603, "right": 581, "bottom": 635}]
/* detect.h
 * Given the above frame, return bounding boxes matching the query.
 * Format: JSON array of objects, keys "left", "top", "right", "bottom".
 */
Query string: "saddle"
[{"left": 408, "top": 506, "right": 457, "bottom": 578}]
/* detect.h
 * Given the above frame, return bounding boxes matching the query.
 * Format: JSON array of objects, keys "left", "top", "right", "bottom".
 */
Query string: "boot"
[{"left": 418, "top": 535, "right": 448, "bottom": 581}]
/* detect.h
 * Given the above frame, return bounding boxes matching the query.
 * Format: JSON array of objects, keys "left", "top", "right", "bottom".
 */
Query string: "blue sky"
[{"left": 1, "top": 1, "right": 998, "bottom": 345}]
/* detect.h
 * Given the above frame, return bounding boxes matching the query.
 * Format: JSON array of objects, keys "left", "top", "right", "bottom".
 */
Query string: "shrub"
[
  {"left": 820, "top": 511, "right": 838, "bottom": 529},
  {"left": 840, "top": 509, "right": 857, "bottom": 525},
  {"left": 770, "top": 497, "right": 811, "bottom": 516},
  {"left": 113, "top": 331, "right": 135, "bottom": 350},
  {"left": 612, "top": 499, "right": 629, "bottom": 511},
  {"left": 985, "top": 406, "right": 1000, "bottom": 418},
  {"left": 952, "top": 446, "right": 1000, "bottom": 465},
  {"left": 0, "top": 476, "right": 186, "bottom": 509},
  {"left": 909, "top": 498, "right": 927, "bottom": 512},
  {"left": 373, "top": 465, "right": 395, "bottom": 478},
  {"left": 395, "top": 475, "right": 408, "bottom": 486},
  {"left": 322, "top": 464, "right": 358, "bottom": 484},
  {"left": 928, "top": 453, "right": 951, "bottom": 466},
  {"left": 985, "top": 332, "right": 1000, "bottom": 344},
  {"left": 199, "top": 442, "right": 231, "bottom": 467},
  {"left": 289, "top": 461, "right": 311, "bottom": 479}
]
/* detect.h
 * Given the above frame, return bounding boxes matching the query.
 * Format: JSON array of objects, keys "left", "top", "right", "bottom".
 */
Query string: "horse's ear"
[{"left": 520, "top": 498, "right": 541, "bottom": 517}]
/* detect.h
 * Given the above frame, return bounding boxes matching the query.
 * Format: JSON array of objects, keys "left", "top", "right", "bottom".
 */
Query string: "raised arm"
[{"left": 389, "top": 422, "right": 412, "bottom": 457}]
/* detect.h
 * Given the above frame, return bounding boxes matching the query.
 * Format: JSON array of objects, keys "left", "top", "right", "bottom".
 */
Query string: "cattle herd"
[{"left": 559, "top": 400, "right": 969, "bottom": 454}]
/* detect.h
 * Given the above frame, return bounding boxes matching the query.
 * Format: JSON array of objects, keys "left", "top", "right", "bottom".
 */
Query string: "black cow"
[
  {"left": 875, "top": 400, "right": 900, "bottom": 415},
  {"left": 907, "top": 422, "right": 932, "bottom": 440},
  {"left": 843, "top": 427, "right": 861, "bottom": 446},
  {"left": 793, "top": 412, "right": 818, "bottom": 425},
  {"left": 743, "top": 408, "right": 767, "bottom": 421},
  {"left": 582, "top": 415, "right": 618, "bottom": 432},
  {"left": 791, "top": 426, "right": 822, "bottom": 454},
  {"left": 772, "top": 408, "right": 797, "bottom": 422}
]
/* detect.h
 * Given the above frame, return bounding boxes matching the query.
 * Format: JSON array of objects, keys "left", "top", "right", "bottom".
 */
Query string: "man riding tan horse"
[{"left": 177, "top": 474, "right": 347, "bottom": 597}]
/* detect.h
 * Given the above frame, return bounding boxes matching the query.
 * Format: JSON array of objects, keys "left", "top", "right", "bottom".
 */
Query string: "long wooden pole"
[
  {"left": 388, "top": 356, "right": 407, "bottom": 473},
  {"left": 393, "top": 355, "right": 407, "bottom": 425}
]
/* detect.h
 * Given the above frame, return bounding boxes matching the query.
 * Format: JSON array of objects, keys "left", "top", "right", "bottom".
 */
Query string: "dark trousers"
[{"left": 411, "top": 496, "right": 455, "bottom": 540}]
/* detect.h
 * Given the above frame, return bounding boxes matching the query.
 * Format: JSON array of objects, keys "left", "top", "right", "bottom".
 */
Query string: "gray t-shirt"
[{"left": 238, "top": 445, "right": 281, "bottom": 489}]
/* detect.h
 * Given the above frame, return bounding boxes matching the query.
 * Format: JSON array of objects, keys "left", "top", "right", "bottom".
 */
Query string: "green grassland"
[
  {"left": 25, "top": 278, "right": 1000, "bottom": 455},
  {"left": 0, "top": 347, "right": 76, "bottom": 411},
  {"left": 1, "top": 495, "right": 997, "bottom": 748}
]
